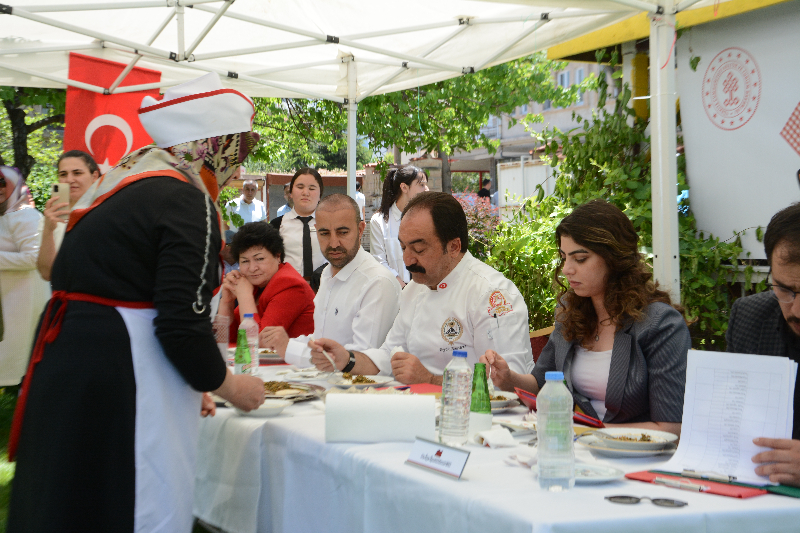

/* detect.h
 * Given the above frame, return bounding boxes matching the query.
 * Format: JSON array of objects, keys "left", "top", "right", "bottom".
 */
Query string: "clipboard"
[
  {"left": 514, "top": 387, "right": 604, "bottom": 428},
  {"left": 626, "top": 471, "right": 768, "bottom": 499}
]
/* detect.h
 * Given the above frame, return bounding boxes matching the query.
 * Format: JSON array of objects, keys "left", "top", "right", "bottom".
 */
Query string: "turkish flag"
[{"left": 64, "top": 53, "right": 161, "bottom": 173}]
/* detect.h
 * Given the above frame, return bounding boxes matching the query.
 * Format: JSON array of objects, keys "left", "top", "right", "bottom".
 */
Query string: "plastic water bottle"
[
  {"left": 438, "top": 351, "right": 473, "bottom": 447},
  {"left": 536, "top": 371, "right": 575, "bottom": 491},
  {"left": 238, "top": 313, "right": 259, "bottom": 375}
]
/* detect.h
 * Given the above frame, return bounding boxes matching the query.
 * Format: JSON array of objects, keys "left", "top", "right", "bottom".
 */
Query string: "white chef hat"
[{"left": 138, "top": 72, "right": 255, "bottom": 148}]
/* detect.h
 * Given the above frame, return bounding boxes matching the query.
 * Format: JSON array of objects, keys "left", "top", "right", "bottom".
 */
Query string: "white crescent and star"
[{"left": 84, "top": 114, "right": 134, "bottom": 173}]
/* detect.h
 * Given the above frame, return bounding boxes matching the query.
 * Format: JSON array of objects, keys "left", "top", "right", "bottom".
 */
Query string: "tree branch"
[{"left": 26, "top": 113, "right": 65, "bottom": 135}]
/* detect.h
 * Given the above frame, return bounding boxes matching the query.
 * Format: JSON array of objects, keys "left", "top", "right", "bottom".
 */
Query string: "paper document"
[{"left": 662, "top": 350, "right": 797, "bottom": 485}]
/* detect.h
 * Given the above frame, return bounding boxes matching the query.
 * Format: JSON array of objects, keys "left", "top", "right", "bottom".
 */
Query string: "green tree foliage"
[
  {"left": 486, "top": 50, "right": 763, "bottom": 347},
  {"left": 250, "top": 53, "right": 590, "bottom": 172},
  {"left": 0, "top": 101, "right": 63, "bottom": 211}
]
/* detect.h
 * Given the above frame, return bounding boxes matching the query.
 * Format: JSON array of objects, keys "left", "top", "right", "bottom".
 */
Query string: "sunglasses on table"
[{"left": 605, "top": 495, "right": 688, "bottom": 507}]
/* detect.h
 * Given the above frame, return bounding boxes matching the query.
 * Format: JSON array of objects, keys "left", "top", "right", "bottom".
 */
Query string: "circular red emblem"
[
  {"left": 702, "top": 47, "right": 761, "bottom": 131},
  {"left": 439, "top": 283, "right": 447, "bottom": 289}
]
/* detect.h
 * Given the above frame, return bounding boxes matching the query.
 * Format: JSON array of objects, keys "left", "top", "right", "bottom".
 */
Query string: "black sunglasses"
[{"left": 605, "top": 495, "right": 688, "bottom": 507}]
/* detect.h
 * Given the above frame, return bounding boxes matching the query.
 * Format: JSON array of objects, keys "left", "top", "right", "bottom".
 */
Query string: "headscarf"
[{"left": 0, "top": 166, "right": 29, "bottom": 216}]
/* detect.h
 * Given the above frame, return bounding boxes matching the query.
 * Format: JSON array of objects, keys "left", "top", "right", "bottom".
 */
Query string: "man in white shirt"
[
  {"left": 355, "top": 181, "right": 366, "bottom": 220},
  {"left": 276, "top": 184, "right": 292, "bottom": 217},
  {"left": 260, "top": 194, "right": 401, "bottom": 367},
  {"left": 310, "top": 192, "right": 533, "bottom": 384},
  {"left": 229, "top": 177, "right": 267, "bottom": 230}
]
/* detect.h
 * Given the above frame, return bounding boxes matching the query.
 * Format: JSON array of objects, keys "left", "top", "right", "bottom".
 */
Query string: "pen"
[
  {"left": 682, "top": 469, "right": 737, "bottom": 483},
  {"left": 654, "top": 477, "right": 708, "bottom": 492}
]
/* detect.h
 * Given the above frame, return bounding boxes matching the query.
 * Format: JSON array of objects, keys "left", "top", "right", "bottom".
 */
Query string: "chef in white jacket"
[
  {"left": 260, "top": 194, "right": 401, "bottom": 367},
  {"left": 311, "top": 192, "right": 533, "bottom": 385}
]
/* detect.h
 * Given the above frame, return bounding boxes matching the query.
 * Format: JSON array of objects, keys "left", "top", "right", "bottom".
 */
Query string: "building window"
[
  {"left": 575, "top": 68, "right": 584, "bottom": 105},
  {"left": 521, "top": 104, "right": 528, "bottom": 115},
  {"left": 558, "top": 71, "right": 570, "bottom": 88},
  {"left": 543, "top": 100, "right": 551, "bottom": 111}
]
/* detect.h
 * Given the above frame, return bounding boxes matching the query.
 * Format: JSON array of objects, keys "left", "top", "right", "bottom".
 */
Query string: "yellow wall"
[{"left": 547, "top": 0, "right": 793, "bottom": 60}]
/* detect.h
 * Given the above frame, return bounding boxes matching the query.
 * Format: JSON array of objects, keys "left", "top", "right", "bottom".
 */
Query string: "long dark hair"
[
  {"left": 554, "top": 199, "right": 679, "bottom": 342},
  {"left": 378, "top": 165, "right": 426, "bottom": 221}
]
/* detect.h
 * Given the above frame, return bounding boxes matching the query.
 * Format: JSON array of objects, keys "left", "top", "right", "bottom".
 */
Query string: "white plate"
[
  {"left": 577, "top": 435, "right": 678, "bottom": 458},
  {"left": 490, "top": 391, "right": 519, "bottom": 409},
  {"left": 332, "top": 375, "right": 394, "bottom": 388},
  {"left": 235, "top": 399, "right": 292, "bottom": 417},
  {"left": 574, "top": 463, "right": 625, "bottom": 484},
  {"left": 591, "top": 428, "right": 678, "bottom": 451},
  {"left": 491, "top": 400, "right": 521, "bottom": 413},
  {"left": 278, "top": 370, "right": 336, "bottom": 382}
]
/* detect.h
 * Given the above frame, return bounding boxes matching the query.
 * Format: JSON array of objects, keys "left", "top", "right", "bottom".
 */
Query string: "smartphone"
[{"left": 50, "top": 183, "right": 70, "bottom": 221}]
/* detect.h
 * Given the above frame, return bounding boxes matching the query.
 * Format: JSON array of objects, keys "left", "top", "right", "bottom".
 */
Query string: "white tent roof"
[
  {"left": 1, "top": 0, "right": 721, "bottom": 100},
  {"left": 0, "top": 0, "right": 734, "bottom": 300}
]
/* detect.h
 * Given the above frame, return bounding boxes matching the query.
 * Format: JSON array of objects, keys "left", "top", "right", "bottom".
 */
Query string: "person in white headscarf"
[
  {"left": 0, "top": 166, "right": 51, "bottom": 386},
  {"left": 8, "top": 73, "right": 265, "bottom": 533}
]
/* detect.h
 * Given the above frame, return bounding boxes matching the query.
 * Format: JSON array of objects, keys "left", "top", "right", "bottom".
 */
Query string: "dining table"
[{"left": 193, "top": 365, "right": 800, "bottom": 533}]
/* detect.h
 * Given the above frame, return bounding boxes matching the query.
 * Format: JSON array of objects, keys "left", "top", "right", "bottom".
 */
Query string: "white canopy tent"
[{"left": 0, "top": 0, "right": 730, "bottom": 298}]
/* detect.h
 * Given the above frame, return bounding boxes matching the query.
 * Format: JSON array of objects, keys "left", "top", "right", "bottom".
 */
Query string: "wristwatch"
[{"left": 342, "top": 351, "right": 356, "bottom": 373}]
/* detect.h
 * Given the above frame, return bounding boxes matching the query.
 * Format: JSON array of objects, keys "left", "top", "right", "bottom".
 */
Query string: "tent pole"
[
  {"left": 347, "top": 57, "right": 357, "bottom": 200},
  {"left": 649, "top": 1, "right": 680, "bottom": 302},
  {"left": 109, "top": 7, "right": 177, "bottom": 93}
]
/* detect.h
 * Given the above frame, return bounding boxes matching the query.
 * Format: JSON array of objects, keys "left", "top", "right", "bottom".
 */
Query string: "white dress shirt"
[
  {"left": 363, "top": 252, "right": 533, "bottom": 377},
  {"left": 284, "top": 247, "right": 401, "bottom": 367},
  {"left": 230, "top": 196, "right": 267, "bottom": 229},
  {"left": 369, "top": 203, "right": 409, "bottom": 283},
  {"left": 279, "top": 208, "right": 326, "bottom": 277},
  {"left": 276, "top": 203, "right": 291, "bottom": 217},
  {"left": 355, "top": 191, "right": 366, "bottom": 219}
]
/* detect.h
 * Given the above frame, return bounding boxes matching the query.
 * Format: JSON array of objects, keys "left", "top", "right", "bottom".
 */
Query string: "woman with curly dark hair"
[{"left": 483, "top": 199, "right": 689, "bottom": 435}]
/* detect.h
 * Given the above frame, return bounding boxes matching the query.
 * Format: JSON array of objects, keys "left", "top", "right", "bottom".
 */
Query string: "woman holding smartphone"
[
  {"left": 37, "top": 150, "right": 100, "bottom": 280},
  {"left": 482, "top": 200, "right": 690, "bottom": 435}
]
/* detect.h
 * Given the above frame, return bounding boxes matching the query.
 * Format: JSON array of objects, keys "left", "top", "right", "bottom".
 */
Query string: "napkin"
[
  {"left": 325, "top": 394, "right": 436, "bottom": 443},
  {"left": 476, "top": 426, "right": 517, "bottom": 448}
]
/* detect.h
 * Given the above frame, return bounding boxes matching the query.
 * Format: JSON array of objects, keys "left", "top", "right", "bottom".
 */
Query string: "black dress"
[{"left": 8, "top": 176, "right": 227, "bottom": 533}]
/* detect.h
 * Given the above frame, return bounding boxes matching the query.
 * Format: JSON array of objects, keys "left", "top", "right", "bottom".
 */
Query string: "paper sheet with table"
[{"left": 662, "top": 350, "right": 797, "bottom": 485}]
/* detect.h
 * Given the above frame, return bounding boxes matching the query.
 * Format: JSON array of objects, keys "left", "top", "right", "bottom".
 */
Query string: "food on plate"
[
  {"left": 263, "top": 381, "right": 295, "bottom": 394},
  {"left": 610, "top": 433, "right": 654, "bottom": 442},
  {"left": 342, "top": 373, "right": 376, "bottom": 384},
  {"left": 490, "top": 394, "right": 508, "bottom": 401}
]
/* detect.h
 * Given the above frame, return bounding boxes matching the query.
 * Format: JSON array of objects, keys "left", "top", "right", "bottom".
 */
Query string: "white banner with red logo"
[
  {"left": 64, "top": 53, "right": 161, "bottom": 174},
  {"left": 677, "top": 1, "right": 800, "bottom": 259}
]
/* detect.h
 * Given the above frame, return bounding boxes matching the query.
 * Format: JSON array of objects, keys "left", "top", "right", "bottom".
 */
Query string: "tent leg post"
[
  {"left": 649, "top": 2, "right": 681, "bottom": 303},
  {"left": 347, "top": 58, "right": 357, "bottom": 199}
]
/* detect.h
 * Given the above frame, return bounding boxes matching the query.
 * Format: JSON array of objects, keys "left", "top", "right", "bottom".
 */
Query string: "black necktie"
[{"left": 298, "top": 216, "right": 313, "bottom": 279}]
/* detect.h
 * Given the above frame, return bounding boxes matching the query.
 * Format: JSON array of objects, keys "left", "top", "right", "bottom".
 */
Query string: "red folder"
[{"left": 625, "top": 471, "right": 768, "bottom": 499}]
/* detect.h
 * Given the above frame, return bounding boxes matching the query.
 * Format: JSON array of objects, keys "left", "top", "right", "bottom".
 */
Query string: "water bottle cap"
[
  {"left": 244, "top": 313, "right": 254, "bottom": 318},
  {"left": 452, "top": 350, "right": 468, "bottom": 358},
  {"left": 545, "top": 371, "right": 564, "bottom": 381}
]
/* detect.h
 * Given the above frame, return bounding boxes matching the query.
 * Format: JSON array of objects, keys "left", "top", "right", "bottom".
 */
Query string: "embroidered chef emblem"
[
  {"left": 487, "top": 290, "right": 513, "bottom": 317},
  {"left": 441, "top": 317, "right": 463, "bottom": 345},
  {"left": 439, "top": 282, "right": 447, "bottom": 290}
]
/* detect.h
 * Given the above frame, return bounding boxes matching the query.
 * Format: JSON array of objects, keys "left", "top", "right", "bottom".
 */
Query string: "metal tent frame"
[{"left": 0, "top": 0, "right": 726, "bottom": 299}]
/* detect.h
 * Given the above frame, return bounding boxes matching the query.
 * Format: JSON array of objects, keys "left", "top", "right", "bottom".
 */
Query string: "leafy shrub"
[{"left": 453, "top": 191, "right": 499, "bottom": 261}]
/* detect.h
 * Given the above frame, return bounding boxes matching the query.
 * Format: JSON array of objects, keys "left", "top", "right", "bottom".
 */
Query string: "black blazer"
[{"left": 726, "top": 291, "right": 787, "bottom": 357}]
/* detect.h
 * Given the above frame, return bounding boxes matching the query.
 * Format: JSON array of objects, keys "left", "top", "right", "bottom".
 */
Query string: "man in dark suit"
[{"left": 727, "top": 203, "right": 800, "bottom": 487}]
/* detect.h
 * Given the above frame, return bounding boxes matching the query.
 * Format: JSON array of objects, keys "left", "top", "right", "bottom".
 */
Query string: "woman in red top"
[{"left": 218, "top": 221, "right": 314, "bottom": 340}]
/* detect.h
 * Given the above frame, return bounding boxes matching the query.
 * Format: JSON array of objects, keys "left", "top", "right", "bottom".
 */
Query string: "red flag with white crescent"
[{"left": 64, "top": 53, "right": 161, "bottom": 174}]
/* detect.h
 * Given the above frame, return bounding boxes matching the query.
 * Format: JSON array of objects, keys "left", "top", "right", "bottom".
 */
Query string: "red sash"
[{"left": 8, "top": 290, "right": 153, "bottom": 461}]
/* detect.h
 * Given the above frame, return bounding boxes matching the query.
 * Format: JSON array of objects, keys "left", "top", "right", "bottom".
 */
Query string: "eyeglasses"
[
  {"left": 767, "top": 283, "right": 800, "bottom": 304},
  {"left": 605, "top": 495, "right": 688, "bottom": 507}
]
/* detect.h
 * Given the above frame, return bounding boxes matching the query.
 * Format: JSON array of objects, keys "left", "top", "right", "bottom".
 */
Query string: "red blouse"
[{"left": 230, "top": 263, "right": 315, "bottom": 341}]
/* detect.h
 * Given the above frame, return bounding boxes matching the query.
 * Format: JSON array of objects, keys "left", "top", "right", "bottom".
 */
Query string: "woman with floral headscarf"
[
  {"left": 0, "top": 166, "right": 51, "bottom": 387},
  {"left": 8, "top": 73, "right": 265, "bottom": 533}
]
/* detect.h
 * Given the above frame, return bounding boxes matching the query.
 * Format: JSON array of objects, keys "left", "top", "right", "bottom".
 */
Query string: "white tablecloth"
[{"left": 194, "top": 368, "right": 800, "bottom": 533}]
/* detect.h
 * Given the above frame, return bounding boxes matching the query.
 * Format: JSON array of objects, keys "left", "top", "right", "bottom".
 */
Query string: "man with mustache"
[
  {"left": 727, "top": 203, "right": 800, "bottom": 487},
  {"left": 310, "top": 192, "right": 533, "bottom": 385},
  {"left": 259, "top": 194, "right": 401, "bottom": 367}
]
